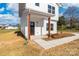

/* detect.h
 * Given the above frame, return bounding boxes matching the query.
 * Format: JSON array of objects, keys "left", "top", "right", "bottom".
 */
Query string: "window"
[
  {"left": 46, "top": 23, "right": 53, "bottom": 31},
  {"left": 48, "top": 5, "right": 51, "bottom": 9},
  {"left": 35, "top": 3, "right": 39, "bottom": 6},
  {"left": 52, "top": 7, "right": 55, "bottom": 14},
  {"left": 48, "top": 9, "right": 51, "bottom": 13},
  {"left": 52, "top": 11, "right": 55, "bottom": 14},
  {"left": 48, "top": 5, "right": 51, "bottom": 13},
  {"left": 48, "top": 5, "right": 55, "bottom": 14},
  {"left": 52, "top": 7, "right": 55, "bottom": 10}
]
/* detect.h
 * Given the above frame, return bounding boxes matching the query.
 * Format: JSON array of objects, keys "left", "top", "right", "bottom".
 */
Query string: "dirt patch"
[{"left": 43, "top": 32, "right": 75, "bottom": 41}]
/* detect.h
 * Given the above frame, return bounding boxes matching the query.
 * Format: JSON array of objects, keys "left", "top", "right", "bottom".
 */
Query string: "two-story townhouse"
[{"left": 19, "top": 3, "right": 60, "bottom": 40}]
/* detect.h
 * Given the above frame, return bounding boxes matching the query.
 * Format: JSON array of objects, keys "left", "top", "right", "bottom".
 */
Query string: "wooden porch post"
[
  {"left": 27, "top": 13, "right": 30, "bottom": 40},
  {"left": 48, "top": 16, "right": 51, "bottom": 38}
]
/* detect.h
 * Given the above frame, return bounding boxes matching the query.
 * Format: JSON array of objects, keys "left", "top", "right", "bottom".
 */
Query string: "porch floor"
[{"left": 32, "top": 33, "right": 79, "bottom": 49}]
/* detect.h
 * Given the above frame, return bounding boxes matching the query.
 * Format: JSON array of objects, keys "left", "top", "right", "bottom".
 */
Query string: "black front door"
[{"left": 30, "top": 21, "right": 35, "bottom": 35}]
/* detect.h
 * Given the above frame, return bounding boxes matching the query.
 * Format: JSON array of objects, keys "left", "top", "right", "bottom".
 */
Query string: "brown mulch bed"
[{"left": 43, "top": 32, "right": 75, "bottom": 41}]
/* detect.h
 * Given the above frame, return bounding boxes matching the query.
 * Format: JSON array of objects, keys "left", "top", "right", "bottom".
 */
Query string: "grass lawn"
[
  {"left": 0, "top": 29, "right": 18, "bottom": 41},
  {"left": 58, "top": 29, "right": 79, "bottom": 32},
  {"left": 0, "top": 29, "right": 16, "bottom": 34},
  {"left": 0, "top": 29, "right": 79, "bottom": 56}
]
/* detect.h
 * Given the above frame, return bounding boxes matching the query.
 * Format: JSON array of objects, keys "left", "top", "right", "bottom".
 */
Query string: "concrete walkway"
[{"left": 32, "top": 33, "right": 79, "bottom": 49}]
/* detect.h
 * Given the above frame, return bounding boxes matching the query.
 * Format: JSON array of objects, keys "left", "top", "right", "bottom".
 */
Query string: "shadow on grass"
[
  {"left": 14, "top": 31, "right": 28, "bottom": 46},
  {"left": 15, "top": 31, "right": 25, "bottom": 38}
]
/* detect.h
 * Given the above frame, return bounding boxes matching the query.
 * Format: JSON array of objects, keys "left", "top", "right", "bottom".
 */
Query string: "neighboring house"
[
  {"left": 5, "top": 24, "right": 18, "bottom": 29},
  {"left": 5, "top": 26, "right": 18, "bottom": 29},
  {"left": 0, "top": 24, "right": 18, "bottom": 29},
  {"left": 0, "top": 25, "right": 2, "bottom": 28},
  {"left": 0, "top": 24, "right": 8, "bottom": 29},
  {"left": 19, "top": 3, "right": 61, "bottom": 39}
]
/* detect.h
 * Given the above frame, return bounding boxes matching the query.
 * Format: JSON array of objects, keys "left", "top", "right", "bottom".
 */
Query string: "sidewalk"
[{"left": 32, "top": 33, "right": 79, "bottom": 49}]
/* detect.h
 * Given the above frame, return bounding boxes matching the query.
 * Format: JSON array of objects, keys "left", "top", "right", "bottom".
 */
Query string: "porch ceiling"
[
  {"left": 30, "top": 9, "right": 53, "bottom": 17},
  {"left": 30, "top": 13, "right": 45, "bottom": 20},
  {"left": 25, "top": 9, "right": 54, "bottom": 20}
]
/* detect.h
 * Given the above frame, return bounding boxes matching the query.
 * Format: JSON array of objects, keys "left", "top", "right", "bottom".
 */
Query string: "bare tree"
[{"left": 63, "top": 6, "right": 78, "bottom": 30}]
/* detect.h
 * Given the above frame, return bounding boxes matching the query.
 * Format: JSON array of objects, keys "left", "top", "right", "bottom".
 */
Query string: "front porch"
[
  {"left": 31, "top": 31, "right": 74, "bottom": 41},
  {"left": 26, "top": 9, "right": 54, "bottom": 40}
]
